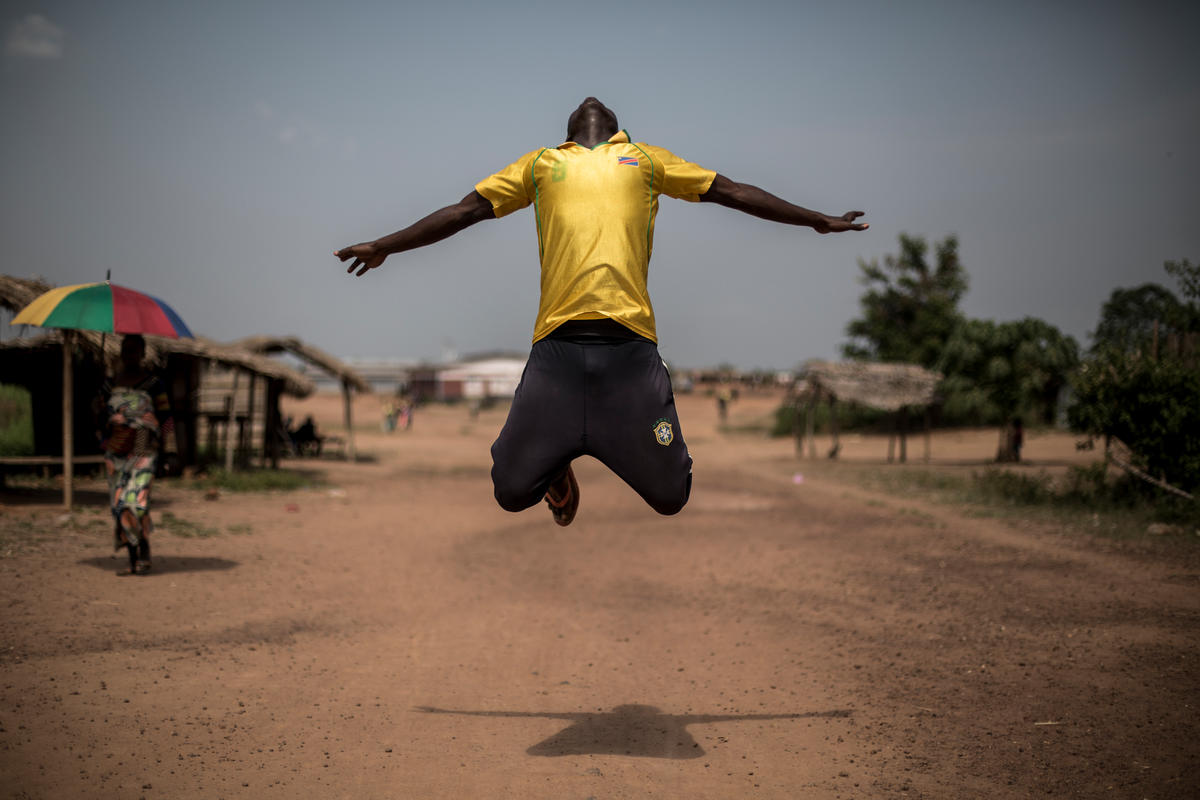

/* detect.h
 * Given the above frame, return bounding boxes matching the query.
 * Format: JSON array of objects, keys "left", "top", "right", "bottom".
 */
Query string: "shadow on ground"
[
  {"left": 415, "top": 703, "right": 851, "bottom": 759},
  {"left": 78, "top": 555, "right": 238, "bottom": 574}
]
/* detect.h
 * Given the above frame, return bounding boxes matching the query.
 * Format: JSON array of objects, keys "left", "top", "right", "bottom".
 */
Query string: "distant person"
[
  {"left": 395, "top": 396, "right": 414, "bottom": 431},
  {"left": 716, "top": 384, "right": 733, "bottom": 423},
  {"left": 336, "top": 97, "right": 867, "bottom": 525},
  {"left": 98, "top": 334, "right": 173, "bottom": 575},
  {"left": 292, "top": 415, "right": 321, "bottom": 456},
  {"left": 1012, "top": 417, "right": 1024, "bottom": 462},
  {"left": 382, "top": 399, "right": 398, "bottom": 433}
]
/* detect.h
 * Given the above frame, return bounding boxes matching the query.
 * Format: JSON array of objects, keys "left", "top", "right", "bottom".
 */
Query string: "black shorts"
[{"left": 491, "top": 320, "right": 692, "bottom": 516}]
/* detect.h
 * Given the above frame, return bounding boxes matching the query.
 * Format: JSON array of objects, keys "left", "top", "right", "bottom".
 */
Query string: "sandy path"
[{"left": 2, "top": 390, "right": 1197, "bottom": 798}]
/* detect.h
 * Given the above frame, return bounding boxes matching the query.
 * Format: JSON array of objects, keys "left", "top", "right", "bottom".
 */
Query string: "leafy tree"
[
  {"left": 1164, "top": 258, "right": 1199, "bottom": 301},
  {"left": 937, "top": 318, "right": 1079, "bottom": 443},
  {"left": 843, "top": 233, "right": 967, "bottom": 368},
  {"left": 1090, "top": 283, "right": 1185, "bottom": 357},
  {"left": 1069, "top": 259, "right": 1200, "bottom": 494},
  {"left": 1069, "top": 356, "right": 1200, "bottom": 493}
]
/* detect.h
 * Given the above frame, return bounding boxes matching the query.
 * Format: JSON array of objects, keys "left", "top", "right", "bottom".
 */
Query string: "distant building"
[
  {"left": 410, "top": 353, "right": 527, "bottom": 403},
  {"left": 321, "top": 357, "right": 418, "bottom": 394}
]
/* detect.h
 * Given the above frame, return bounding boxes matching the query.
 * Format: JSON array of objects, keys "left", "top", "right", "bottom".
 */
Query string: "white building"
[{"left": 411, "top": 354, "right": 527, "bottom": 402}]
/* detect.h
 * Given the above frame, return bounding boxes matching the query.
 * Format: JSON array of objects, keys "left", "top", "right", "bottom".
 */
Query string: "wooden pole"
[
  {"left": 887, "top": 412, "right": 896, "bottom": 464},
  {"left": 923, "top": 406, "right": 932, "bottom": 463},
  {"left": 805, "top": 395, "right": 817, "bottom": 460},
  {"left": 342, "top": 380, "right": 356, "bottom": 462},
  {"left": 899, "top": 406, "right": 909, "bottom": 464},
  {"left": 828, "top": 398, "right": 840, "bottom": 459},
  {"left": 265, "top": 379, "right": 281, "bottom": 469},
  {"left": 62, "top": 331, "right": 74, "bottom": 510},
  {"left": 224, "top": 370, "right": 239, "bottom": 472},
  {"left": 245, "top": 373, "right": 257, "bottom": 468},
  {"left": 792, "top": 396, "right": 803, "bottom": 458}
]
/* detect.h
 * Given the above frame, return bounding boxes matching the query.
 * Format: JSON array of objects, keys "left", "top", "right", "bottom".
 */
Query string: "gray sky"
[{"left": 3, "top": 0, "right": 1197, "bottom": 369}]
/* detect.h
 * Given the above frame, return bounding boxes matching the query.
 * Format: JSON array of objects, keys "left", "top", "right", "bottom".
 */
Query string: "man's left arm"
[{"left": 699, "top": 174, "right": 867, "bottom": 234}]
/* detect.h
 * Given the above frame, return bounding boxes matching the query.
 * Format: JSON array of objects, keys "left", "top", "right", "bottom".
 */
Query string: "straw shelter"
[
  {"left": 792, "top": 360, "right": 941, "bottom": 463},
  {"left": 0, "top": 331, "right": 314, "bottom": 466},
  {"left": 2, "top": 276, "right": 314, "bottom": 501},
  {"left": 158, "top": 336, "right": 315, "bottom": 471},
  {"left": 235, "top": 335, "right": 370, "bottom": 461},
  {"left": 0, "top": 275, "right": 54, "bottom": 317}
]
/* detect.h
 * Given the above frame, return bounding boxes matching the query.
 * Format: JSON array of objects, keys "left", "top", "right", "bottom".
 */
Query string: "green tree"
[
  {"left": 1068, "top": 259, "right": 1200, "bottom": 494},
  {"left": 1069, "top": 356, "right": 1200, "bottom": 493},
  {"left": 938, "top": 317, "right": 1080, "bottom": 428},
  {"left": 1090, "top": 283, "right": 1185, "bottom": 357},
  {"left": 1164, "top": 258, "right": 1199, "bottom": 301},
  {"left": 843, "top": 233, "right": 967, "bottom": 368}
]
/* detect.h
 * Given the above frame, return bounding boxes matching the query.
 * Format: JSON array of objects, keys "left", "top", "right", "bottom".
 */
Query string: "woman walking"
[{"left": 99, "top": 334, "right": 172, "bottom": 575}]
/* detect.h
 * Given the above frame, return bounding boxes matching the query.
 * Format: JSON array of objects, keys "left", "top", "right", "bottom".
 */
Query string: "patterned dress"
[{"left": 102, "top": 375, "right": 170, "bottom": 549}]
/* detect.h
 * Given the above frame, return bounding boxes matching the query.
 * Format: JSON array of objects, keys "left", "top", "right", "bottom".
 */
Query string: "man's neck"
[{"left": 568, "top": 126, "right": 616, "bottom": 149}]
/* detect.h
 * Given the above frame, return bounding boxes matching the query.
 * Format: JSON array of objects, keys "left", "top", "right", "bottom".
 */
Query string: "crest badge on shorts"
[{"left": 653, "top": 418, "right": 674, "bottom": 446}]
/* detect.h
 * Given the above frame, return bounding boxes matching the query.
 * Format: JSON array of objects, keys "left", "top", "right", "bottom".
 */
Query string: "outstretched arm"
[
  {"left": 698, "top": 174, "right": 867, "bottom": 234},
  {"left": 335, "top": 190, "right": 496, "bottom": 276}
]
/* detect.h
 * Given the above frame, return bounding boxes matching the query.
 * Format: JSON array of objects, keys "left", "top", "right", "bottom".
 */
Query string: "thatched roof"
[
  {"left": 799, "top": 360, "right": 940, "bottom": 411},
  {"left": 0, "top": 332, "right": 315, "bottom": 397},
  {"left": 236, "top": 335, "right": 370, "bottom": 393},
  {"left": 167, "top": 337, "right": 316, "bottom": 397},
  {"left": 3, "top": 275, "right": 315, "bottom": 396},
  {"left": 0, "top": 275, "right": 53, "bottom": 315}
]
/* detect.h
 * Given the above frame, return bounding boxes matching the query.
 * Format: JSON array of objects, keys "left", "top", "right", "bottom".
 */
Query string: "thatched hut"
[
  {"left": 157, "top": 336, "right": 315, "bottom": 470},
  {"left": 792, "top": 360, "right": 941, "bottom": 463},
  {"left": 0, "top": 275, "right": 54, "bottom": 318},
  {"left": 235, "top": 335, "right": 370, "bottom": 461},
  {"left": 2, "top": 276, "right": 314, "bottom": 495},
  {"left": 0, "top": 332, "right": 313, "bottom": 465}
]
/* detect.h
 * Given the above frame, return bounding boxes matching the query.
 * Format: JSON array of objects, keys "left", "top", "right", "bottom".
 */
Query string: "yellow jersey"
[{"left": 475, "top": 129, "right": 716, "bottom": 343}]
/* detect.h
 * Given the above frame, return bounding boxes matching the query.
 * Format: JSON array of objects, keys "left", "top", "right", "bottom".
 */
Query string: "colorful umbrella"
[{"left": 11, "top": 281, "right": 193, "bottom": 338}]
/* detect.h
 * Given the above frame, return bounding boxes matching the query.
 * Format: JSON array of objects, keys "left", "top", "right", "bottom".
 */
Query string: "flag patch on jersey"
[{"left": 617, "top": 156, "right": 639, "bottom": 167}]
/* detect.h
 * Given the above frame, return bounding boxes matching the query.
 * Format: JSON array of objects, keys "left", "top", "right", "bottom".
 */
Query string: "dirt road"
[{"left": 2, "top": 390, "right": 1197, "bottom": 798}]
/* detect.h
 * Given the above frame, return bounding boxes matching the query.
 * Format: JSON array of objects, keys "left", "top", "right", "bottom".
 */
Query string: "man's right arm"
[{"left": 335, "top": 190, "right": 495, "bottom": 276}]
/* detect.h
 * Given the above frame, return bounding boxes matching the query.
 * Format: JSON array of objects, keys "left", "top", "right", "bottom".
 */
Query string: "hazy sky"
[{"left": 3, "top": 0, "right": 1197, "bottom": 369}]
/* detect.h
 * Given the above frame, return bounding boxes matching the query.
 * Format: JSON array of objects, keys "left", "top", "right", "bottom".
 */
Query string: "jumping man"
[{"left": 336, "top": 97, "right": 867, "bottom": 526}]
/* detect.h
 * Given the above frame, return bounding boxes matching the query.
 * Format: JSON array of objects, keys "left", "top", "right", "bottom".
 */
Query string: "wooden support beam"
[
  {"left": 805, "top": 395, "right": 817, "bottom": 460},
  {"left": 342, "top": 380, "right": 356, "bottom": 462},
  {"left": 62, "top": 331, "right": 73, "bottom": 510},
  {"left": 923, "top": 406, "right": 932, "bottom": 463},
  {"left": 244, "top": 373, "right": 257, "bottom": 468},
  {"left": 828, "top": 398, "right": 841, "bottom": 459},
  {"left": 224, "top": 370, "right": 239, "bottom": 472}
]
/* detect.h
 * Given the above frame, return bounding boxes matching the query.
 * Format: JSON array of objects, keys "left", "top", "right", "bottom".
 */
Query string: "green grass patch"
[
  {"left": 0, "top": 384, "right": 35, "bottom": 456},
  {"left": 199, "top": 468, "right": 316, "bottom": 493},
  {"left": 159, "top": 511, "right": 220, "bottom": 538},
  {"left": 835, "top": 462, "right": 1198, "bottom": 540}
]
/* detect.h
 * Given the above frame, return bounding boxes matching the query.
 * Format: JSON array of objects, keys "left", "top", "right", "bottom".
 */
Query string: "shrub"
[
  {"left": 1069, "top": 355, "right": 1200, "bottom": 495},
  {"left": 0, "top": 384, "right": 34, "bottom": 457}
]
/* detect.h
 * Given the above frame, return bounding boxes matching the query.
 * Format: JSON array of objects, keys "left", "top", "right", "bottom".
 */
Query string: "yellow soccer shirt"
[{"left": 475, "top": 129, "right": 716, "bottom": 343}]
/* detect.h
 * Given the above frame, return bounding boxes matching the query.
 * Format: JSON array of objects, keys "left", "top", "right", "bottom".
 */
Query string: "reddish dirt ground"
[{"left": 2, "top": 389, "right": 1197, "bottom": 799}]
